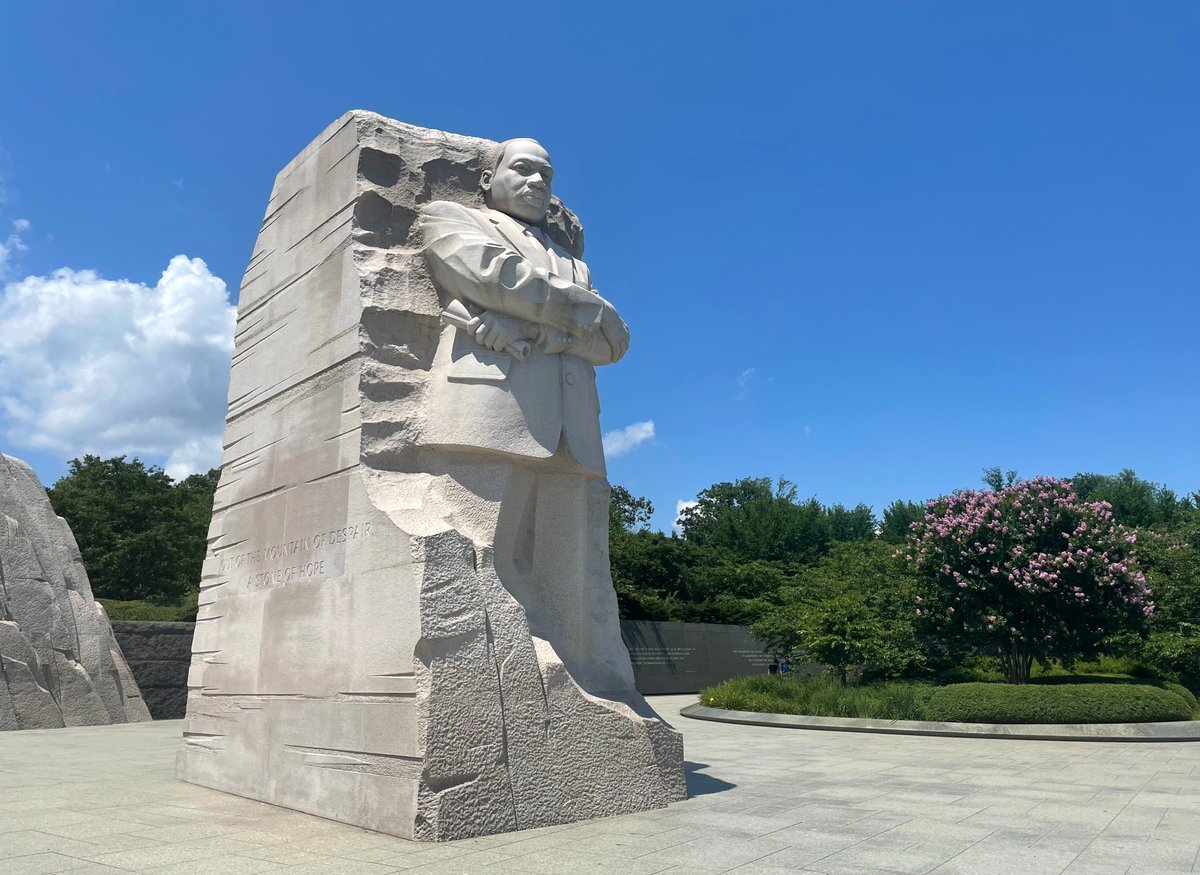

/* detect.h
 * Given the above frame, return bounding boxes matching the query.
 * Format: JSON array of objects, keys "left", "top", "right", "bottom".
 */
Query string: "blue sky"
[{"left": 0, "top": 2, "right": 1196, "bottom": 532}]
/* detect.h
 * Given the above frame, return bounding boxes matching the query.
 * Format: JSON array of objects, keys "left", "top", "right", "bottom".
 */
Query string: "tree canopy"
[
  {"left": 47, "top": 455, "right": 218, "bottom": 603},
  {"left": 615, "top": 468, "right": 1197, "bottom": 687}
]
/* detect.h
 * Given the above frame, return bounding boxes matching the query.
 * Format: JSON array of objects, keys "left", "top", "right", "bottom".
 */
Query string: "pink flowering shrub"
[{"left": 902, "top": 476, "right": 1152, "bottom": 683}]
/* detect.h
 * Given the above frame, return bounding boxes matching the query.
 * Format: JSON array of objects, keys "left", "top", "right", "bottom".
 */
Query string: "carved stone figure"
[
  {"left": 0, "top": 453, "right": 151, "bottom": 729},
  {"left": 177, "top": 113, "right": 685, "bottom": 841},
  {"left": 416, "top": 139, "right": 636, "bottom": 697}
]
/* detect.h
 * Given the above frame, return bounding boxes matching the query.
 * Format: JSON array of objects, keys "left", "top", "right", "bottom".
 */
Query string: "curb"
[{"left": 679, "top": 703, "right": 1200, "bottom": 743}]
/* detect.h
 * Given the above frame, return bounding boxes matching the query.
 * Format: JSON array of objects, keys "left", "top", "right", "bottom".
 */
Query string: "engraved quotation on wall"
[{"left": 218, "top": 522, "right": 374, "bottom": 590}]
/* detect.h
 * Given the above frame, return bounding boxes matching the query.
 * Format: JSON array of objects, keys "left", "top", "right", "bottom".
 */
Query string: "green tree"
[
  {"left": 1130, "top": 521, "right": 1200, "bottom": 687},
  {"left": 880, "top": 499, "right": 926, "bottom": 544},
  {"left": 682, "top": 555, "right": 795, "bottom": 602},
  {"left": 753, "top": 594, "right": 908, "bottom": 685},
  {"left": 609, "top": 485, "right": 654, "bottom": 532},
  {"left": 982, "top": 467, "right": 1019, "bottom": 491},
  {"left": 608, "top": 485, "right": 695, "bottom": 620},
  {"left": 1071, "top": 469, "right": 1197, "bottom": 530},
  {"left": 826, "top": 503, "right": 877, "bottom": 542},
  {"left": 47, "top": 455, "right": 218, "bottom": 603},
  {"left": 677, "top": 477, "right": 832, "bottom": 564},
  {"left": 755, "top": 541, "right": 925, "bottom": 680}
]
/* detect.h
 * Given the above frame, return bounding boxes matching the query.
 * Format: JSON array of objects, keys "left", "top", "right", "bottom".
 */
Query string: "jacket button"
[{"left": 564, "top": 372, "right": 576, "bottom": 386}]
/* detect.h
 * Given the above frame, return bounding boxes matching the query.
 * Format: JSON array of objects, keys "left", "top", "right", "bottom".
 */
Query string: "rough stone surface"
[
  {"left": 0, "top": 453, "right": 152, "bottom": 729},
  {"left": 110, "top": 621, "right": 194, "bottom": 719},
  {"left": 177, "top": 112, "right": 685, "bottom": 840}
]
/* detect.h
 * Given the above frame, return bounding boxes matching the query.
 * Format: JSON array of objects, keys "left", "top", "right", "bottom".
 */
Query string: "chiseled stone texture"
[
  {"left": 177, "top": 111, "right": 685, "bottom": 840},
  {"left": 0, "top": 453, "right": 152, "bottom": 729}
]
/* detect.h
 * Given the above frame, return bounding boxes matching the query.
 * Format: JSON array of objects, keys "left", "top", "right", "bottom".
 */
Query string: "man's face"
[{"left": 483, "top": 139, "right": 553, "bottom": 223}]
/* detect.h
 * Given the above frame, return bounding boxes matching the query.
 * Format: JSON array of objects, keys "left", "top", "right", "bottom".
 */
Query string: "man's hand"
[
  {"left": 600, "top": 304, "right": 630, "bottom": 362},
  {"left": 473, "top": 311, "right": 529, "bottom": 353}
]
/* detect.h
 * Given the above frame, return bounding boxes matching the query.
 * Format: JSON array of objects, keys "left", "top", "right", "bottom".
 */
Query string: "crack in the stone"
[{"left": 482, "top": 602, "right": 521, "bottom": 828}]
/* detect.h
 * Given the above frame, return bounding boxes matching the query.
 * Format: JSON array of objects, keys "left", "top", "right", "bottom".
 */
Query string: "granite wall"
[
  {"left": 109, "top": 621, "right": 194, "bottom": 719},
  {"left": 109, "top": 619, "right": 789, "bottom": 714},
  {"left": 621, "top": 620, "right": 811, "bottom": 694}
]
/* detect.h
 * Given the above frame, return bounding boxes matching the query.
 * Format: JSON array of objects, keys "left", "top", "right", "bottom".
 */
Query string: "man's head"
[{"left": 481, "top": 138, "right": 553, "bottom": 224}]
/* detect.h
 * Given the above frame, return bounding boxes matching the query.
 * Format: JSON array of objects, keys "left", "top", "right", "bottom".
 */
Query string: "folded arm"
[
  {"left": 420, "top": 200, "right": 604, "bottom": 337},
  {"left": 560, "top": 299, "right": 629, "bottom": 365}
]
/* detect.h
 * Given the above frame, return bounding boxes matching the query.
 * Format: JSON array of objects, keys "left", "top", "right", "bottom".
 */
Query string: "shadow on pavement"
[{"left": 685, "top": 760, "right": 736, "bottom": 797}]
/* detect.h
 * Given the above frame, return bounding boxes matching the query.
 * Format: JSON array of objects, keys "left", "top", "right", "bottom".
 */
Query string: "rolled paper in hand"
[{"left": 440, "top": 299, "right": 531, "bottom": 361}]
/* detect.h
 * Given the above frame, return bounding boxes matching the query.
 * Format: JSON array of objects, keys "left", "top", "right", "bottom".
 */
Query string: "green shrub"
[
  {"left": 700, "top": 674, "right": 935, "bottom": 720},
  {"left": 97, "top": 593, "right": 198, "bottom": 622},
  {"left": 938, "top": 655, "right": 1161, "bottom": 685},
  {"left": 701, "top": 674, "right": 1199, "bottom": 724},
  {"left": 924, "top": 682, "right": 1196, "bottom": 724},
  {"left": 1141, "top": 630, "right": 1200, "bottom": 690},
  {"left": 1160, "top": 682, "right": 1198, "bottom": 713}
]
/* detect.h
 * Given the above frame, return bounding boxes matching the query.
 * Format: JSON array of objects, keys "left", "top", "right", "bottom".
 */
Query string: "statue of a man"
[{"left": 417, "top": 138, "right": 635, "bottom": 696}]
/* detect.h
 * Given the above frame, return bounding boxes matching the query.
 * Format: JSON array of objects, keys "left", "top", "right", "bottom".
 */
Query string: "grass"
[
  {"left": 700, "top": 669, "right": 1200, "bottom": 724},
  {"left": 700, "top": 674, "right": 936, "bottom": 720}
]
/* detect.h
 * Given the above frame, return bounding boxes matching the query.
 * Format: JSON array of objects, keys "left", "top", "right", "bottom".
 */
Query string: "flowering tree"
[{"left": 903, "top": 477, "right": 1153, "bottom": 683}]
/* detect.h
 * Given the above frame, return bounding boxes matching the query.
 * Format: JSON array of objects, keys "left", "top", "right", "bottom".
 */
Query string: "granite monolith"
[
  {"left": 0, "top": 453, "right": 151, "bottom": 729},
  {"left": 176, "top": 112, "right": 686, "bottom": 840}
]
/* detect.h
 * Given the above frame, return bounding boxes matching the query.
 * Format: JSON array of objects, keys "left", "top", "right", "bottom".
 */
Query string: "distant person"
[
  {"left": 768, "top": 659, "right": 780, "bottom": 675},
  {"left": 779, "top": 657, "right": 791, "bottom": 676}
]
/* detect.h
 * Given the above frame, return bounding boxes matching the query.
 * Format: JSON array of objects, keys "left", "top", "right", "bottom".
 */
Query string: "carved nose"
[{"left": 528, "top": 175, "right": 545, "bottom": 189}]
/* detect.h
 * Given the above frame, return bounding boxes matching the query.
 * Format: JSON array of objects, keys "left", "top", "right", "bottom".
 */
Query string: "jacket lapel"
[{"left": 485, "top": 208, "right": 582, "bottom": 284}]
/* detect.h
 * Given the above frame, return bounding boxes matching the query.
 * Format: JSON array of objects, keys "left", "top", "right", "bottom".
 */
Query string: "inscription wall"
[
  {"left": 216, "top": 522, "right": 373, "bottom": 591},
  {"left": 620, "top": 620, "right": 817, "bottom": 694}
]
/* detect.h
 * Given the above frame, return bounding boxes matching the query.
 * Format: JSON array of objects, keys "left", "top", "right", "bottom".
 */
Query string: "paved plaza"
[{"left": 1, "top": 695, "right": 1198, "bottom": 874}]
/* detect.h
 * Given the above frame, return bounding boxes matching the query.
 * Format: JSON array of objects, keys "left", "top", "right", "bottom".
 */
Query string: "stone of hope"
[{"left": 176, "top": 112, "right": 686, "bottom": 841}]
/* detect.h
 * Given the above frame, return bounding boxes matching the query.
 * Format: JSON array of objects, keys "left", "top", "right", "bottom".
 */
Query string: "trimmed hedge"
[
  {"left": 924, "top": 682, "right": 1196, "bottom": 724},
  {"left": 699, "top": 675, "right": 1200, "bottom": 724}
]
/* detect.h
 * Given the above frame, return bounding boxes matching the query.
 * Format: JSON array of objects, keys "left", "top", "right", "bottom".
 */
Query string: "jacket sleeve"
[
  {"left": 419, "top": 201, "right": 604, "bottom": 336},
  {"left": 560, "top": 298, "right": 629, "bottom": 366}
]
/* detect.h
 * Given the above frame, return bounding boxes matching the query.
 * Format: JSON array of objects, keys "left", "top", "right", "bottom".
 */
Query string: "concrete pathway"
[{"left": 0, "top": 695, "right": 1197, "bottom": 874}]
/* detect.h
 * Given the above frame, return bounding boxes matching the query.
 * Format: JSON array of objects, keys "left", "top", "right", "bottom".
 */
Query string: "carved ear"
[{"left": 480, "top": 170, "right": 493, "bottom": 191}]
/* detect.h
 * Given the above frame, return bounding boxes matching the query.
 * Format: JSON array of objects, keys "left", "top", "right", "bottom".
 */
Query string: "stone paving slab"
[{"left": 1, "top": 695, "right": 1199, "bottom": 873}]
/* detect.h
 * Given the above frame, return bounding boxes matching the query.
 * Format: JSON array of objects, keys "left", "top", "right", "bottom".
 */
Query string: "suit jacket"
[{"left": 418, "top": 200, "right": 626, "bottom": 476}]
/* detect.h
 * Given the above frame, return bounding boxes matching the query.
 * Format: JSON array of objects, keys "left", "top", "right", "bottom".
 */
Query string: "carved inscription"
[
  {"left": 626, "top": 645, "right": 698, "bottom": 667},
  {"left": 216, "top": 522, "right": 373, "bottom": 590},
  {"left": 731, "top": 647, "right": 773, "bottom": 670}
]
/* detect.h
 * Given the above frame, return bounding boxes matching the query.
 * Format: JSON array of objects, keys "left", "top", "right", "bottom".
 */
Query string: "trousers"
[{"left": 411, "top": 441, "right": 636, "bottom": 696}]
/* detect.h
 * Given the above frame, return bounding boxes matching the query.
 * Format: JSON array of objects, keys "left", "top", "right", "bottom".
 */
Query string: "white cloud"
[
  {"left": 0, "top": 255, "right": 236, "bottom": 477},
  {"left": 602, "top": 419, "right": 655, "bottom": 457},
  {"left": 674, "top": 499, "right": 698, "bottom": 534},
  {"left": 736, "top": 366, "right": 757, "bottom": 400},
  {"left": 166, "top": 435, "right": 224, "bottom": 481},
  {"left": 0, "top": 218, "right": 29, "bottom": 277}
]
